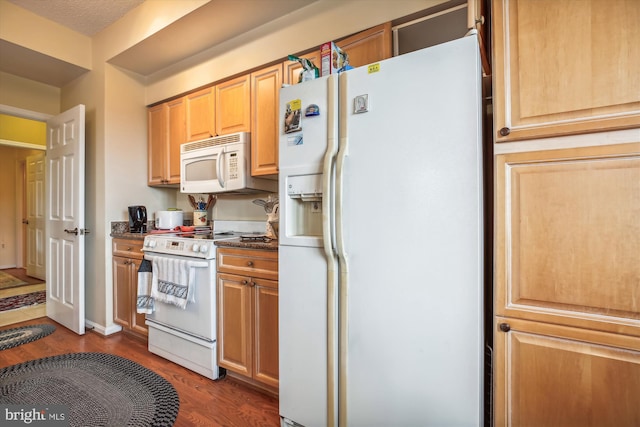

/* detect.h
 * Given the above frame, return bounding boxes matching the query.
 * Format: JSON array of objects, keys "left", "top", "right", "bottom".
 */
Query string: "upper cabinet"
[
  {"left": 147, "top": 103, "right": 167, "bottom": 186},
  {"left": 251, "top": 64, "right": 282, "bottom": 176},
  {"left": 215, "top": 74, "right": 251, "bottom": 135},
  {"left": 492, "top": 0, "right": 640, "bottom": 142},
  {"left": 147, "top": 100, "right": 183, "bottom": 187},
  {"left": 166, "top": 98, "right": 185, "bottom": 184},
  {"left": 185, "top": 87, "right": 215, "bottom": 142},
  {"left": 336, "top": 22, "right": 392, "bottom": 67}
]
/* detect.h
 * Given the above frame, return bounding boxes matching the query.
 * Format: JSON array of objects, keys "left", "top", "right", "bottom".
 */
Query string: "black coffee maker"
[{"left": 128, "top": 206, "right": 147, "bottom": 233}]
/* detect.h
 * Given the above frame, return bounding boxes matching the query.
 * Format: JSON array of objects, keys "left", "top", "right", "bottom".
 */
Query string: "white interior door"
[
  {"left": 26, "top": 152, "right": 46, "bottom": 280},
  {"left": 46, "top": 104, "right": 86, "bottom": 335}
]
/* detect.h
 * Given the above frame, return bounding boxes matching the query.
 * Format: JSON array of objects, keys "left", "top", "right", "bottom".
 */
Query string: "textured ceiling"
[{"left": 6, "top": 0, "right": 145, "bottom": 36}]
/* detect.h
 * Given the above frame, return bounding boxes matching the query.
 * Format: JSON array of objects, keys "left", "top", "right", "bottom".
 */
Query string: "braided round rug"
[
  {"left": 0, "top": 352, "right": 179, "bottom": 426},
  {"left": 0, "top": 324, "right": 55, "bottom": 350}
]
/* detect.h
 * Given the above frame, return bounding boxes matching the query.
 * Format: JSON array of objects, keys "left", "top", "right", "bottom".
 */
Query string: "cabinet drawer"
[
  {"left": 112, "top": 239, "right": 144, "bottom": 259},
  {"left": 217, "top": 247, "right": 278, "bottom": 281}
]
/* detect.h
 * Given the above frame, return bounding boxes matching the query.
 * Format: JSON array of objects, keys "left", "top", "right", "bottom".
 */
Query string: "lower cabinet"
[
  {"left": 112, "top": 238, "right": 148, "bottom": 339},
  {"left": 216, "top": 247, "right": 279, "bottom": 392},
  {"left": 494, "top": 317, "right": 640, "bottom": 426}
]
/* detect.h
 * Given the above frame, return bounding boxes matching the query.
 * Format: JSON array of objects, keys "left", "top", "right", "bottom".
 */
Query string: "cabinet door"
[
  {"left": 492, "top": 0, "right": 640, "bottom": 141},
  {"left": 253, "top": 277, "right": 279, "bottom": 388},
  {"left": 495, "top": 143, "right": 640, "bottom": 337},
  {"left": 186, "top": 87, "right": 215, "bottom": 141},
  {"left": 251, "top": 64, "right": 282, "bottom": 176},
  {"left": 113, "top": 256, "right": 131, "bottom": 328},
  {"left": 283, "top": 51, "right": 321, "bottom": 85},
  {"left": 128, "top": 258, "right": 148, "bottom": 337},
  {"left": 218, "top": 272, "right": 252, "bottom": 377},
  {"left": 166, "top": 97, "right": 186, "bottom": 184},
  {"left": 337, "top": 22, "right": 392, "bottom": 67},
  {"left": 494, "top": 316, "right": 640, "bottom": 427},
  {"left": 215, "top": 75, "right": 251, "bottom": 135},
  {"left": 147, "top": 103, "right": 167, "bottom": 185}
]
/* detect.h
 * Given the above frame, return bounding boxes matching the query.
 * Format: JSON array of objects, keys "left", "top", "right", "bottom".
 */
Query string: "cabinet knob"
[
  {"left": 249, "top": 281, "right": 256, "bottom": 287},
  {"left": 242, "top": 280, "right": 249, "bottom": 286},
  {"left": 499, "top": 323, "right": 511, "bottom": 332},
  {"left": 499, "top": 127, "right": 511, "bottom": 137},
  {"left": 247, "top": 261, "right": 254, "bottom": 267}
]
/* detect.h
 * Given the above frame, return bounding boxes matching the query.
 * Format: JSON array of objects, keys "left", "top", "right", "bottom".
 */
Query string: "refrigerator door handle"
[
  {"left": 323, "top": 75, "right": 339, "bottom": 427},
  {"left": 336, "top": 71, "right": 350, "bottom": 427}
]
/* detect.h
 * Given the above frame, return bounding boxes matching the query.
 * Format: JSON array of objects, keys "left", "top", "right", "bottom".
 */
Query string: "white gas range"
[{"left": 141, "top": 220, "right": 264, "bottom": 380}]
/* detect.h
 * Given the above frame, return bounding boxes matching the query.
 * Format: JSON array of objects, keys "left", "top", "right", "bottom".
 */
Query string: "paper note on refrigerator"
[{"left": 284, "top": 99, "right": 302, "bottom": 133}]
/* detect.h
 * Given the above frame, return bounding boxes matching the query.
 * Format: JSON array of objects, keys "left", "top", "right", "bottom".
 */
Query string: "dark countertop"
[
  {"left": 110, "top": 232, "right": 148, "bottom": 241},
  {"left": 215, "top": 238, "right": 278, "bottom": 251},
  {"left": 110, "top": 232, "right": 279, "bottom": 251}
]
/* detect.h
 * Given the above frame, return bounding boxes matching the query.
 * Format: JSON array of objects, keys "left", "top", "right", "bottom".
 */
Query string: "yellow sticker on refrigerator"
[{"left": 368, "top": 63, "right": 380, "bottom": 74}]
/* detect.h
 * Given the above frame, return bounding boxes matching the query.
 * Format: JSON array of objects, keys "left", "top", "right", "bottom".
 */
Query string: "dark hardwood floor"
[{"left": 1, "top": 317, "right": 280, "bottom": 427}]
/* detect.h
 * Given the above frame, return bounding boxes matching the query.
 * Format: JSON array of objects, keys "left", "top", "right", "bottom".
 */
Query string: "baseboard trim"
[{"left": 85, "top": 320, "right": 122, "bottom": 336}]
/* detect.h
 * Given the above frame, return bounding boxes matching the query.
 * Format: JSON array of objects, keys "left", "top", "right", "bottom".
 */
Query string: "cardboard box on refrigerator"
[{"left": 320, "top": 41, "right": 350, "bottom": 76}]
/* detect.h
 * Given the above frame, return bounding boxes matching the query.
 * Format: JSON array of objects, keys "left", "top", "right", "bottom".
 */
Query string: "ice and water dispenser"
[{"left": 282, "top": 173, "right": 324, "bottom": 245}]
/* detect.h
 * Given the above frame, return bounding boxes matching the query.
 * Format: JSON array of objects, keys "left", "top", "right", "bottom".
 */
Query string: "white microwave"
[{"left": 180, "top": 132, "right": 277, "bottom": 194}]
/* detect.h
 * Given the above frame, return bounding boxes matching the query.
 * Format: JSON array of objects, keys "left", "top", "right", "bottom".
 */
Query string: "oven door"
[{"left": 144, "top": 252, "right": 217, "bottom": 341}]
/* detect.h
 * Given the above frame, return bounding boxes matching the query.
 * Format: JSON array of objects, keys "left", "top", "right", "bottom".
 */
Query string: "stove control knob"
[
  {"left": 147, "top": 240, "right": 156, "bottom": 248},
  {"left": 200, "top": 245, "right": 209, "bottom": 253},
  {"left": 192, "top": 244, "right": 200, "bottom": 252}
]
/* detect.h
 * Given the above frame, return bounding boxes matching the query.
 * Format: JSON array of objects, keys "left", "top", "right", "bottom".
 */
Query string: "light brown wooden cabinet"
[
  {"left": 492, "top": 0, "right": 640, "bottom": 142},
  {"left": 494, "top": 142, "right": 640, "bottom": 425},
  {"left": 112, "top": 238, "right": 148, "bottom": 339},
  {"left": 185, "top": 86, "right": 215, "bottom": 141},
  {"left": 215, "top": 74, "right": 251, "bottom": 135},
  {"left": 217, "top": 247, "right": 279, "bottom": 392},
  {"left": 336, "top": 22, "right": 392, "bottom": 68},
  {"left": 494, "top": 316, "right": 640, "bottom": 426},
  {"left": 147, "top": 98, "right": 184, "bottom": 186},
  {"left": 147, "top": 103, "right": 168, "bottom": 186},
  {"left": 251, "top": 64, "right": 282, "bottom": 176}
]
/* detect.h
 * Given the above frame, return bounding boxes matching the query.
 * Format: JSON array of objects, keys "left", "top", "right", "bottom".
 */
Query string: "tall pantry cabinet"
[{"left": 491, "top": 1, "right": 640, "bottom": 425}]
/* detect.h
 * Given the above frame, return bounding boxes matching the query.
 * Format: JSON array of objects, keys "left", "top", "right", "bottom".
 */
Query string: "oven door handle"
[{"left": 143, "top": 254, "right": 210, "bottom": 269}]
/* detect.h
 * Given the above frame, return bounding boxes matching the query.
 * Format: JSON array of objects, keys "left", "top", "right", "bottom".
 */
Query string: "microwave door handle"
[{"left": 216, "top": 150, "right": 225, "bottom": 188}]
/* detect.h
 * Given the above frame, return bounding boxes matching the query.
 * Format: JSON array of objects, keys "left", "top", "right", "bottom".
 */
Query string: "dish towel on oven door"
[
  {"left": 150, "top": 256, "right": 203, "bottom": 309},
  {"left": 137, "top": 259, "right": 154, "bottom": 314}
]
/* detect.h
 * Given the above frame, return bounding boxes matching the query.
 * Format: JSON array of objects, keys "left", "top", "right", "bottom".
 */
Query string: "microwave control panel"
[{"left": 228, "top": 153, "right": 238, "bottom": 180}]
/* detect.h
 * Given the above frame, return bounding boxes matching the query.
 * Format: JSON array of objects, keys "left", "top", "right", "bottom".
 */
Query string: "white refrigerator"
[{"left": 278, "top": 35, "right": 484, "bottom": 427}]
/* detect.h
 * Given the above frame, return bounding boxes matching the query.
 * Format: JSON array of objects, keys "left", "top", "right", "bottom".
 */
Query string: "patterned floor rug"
[
  {"left": 0, "top": 324, "right": 56, "bottom": 350},
  {"left": 0, "top": 352, "right": 180, "bottom": 427},
  {"left": 0, "top": 291, "right": 46, "bottom": 312},
  {"left": 0, "top": 271, "right": 26, "bottom": 290}
]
